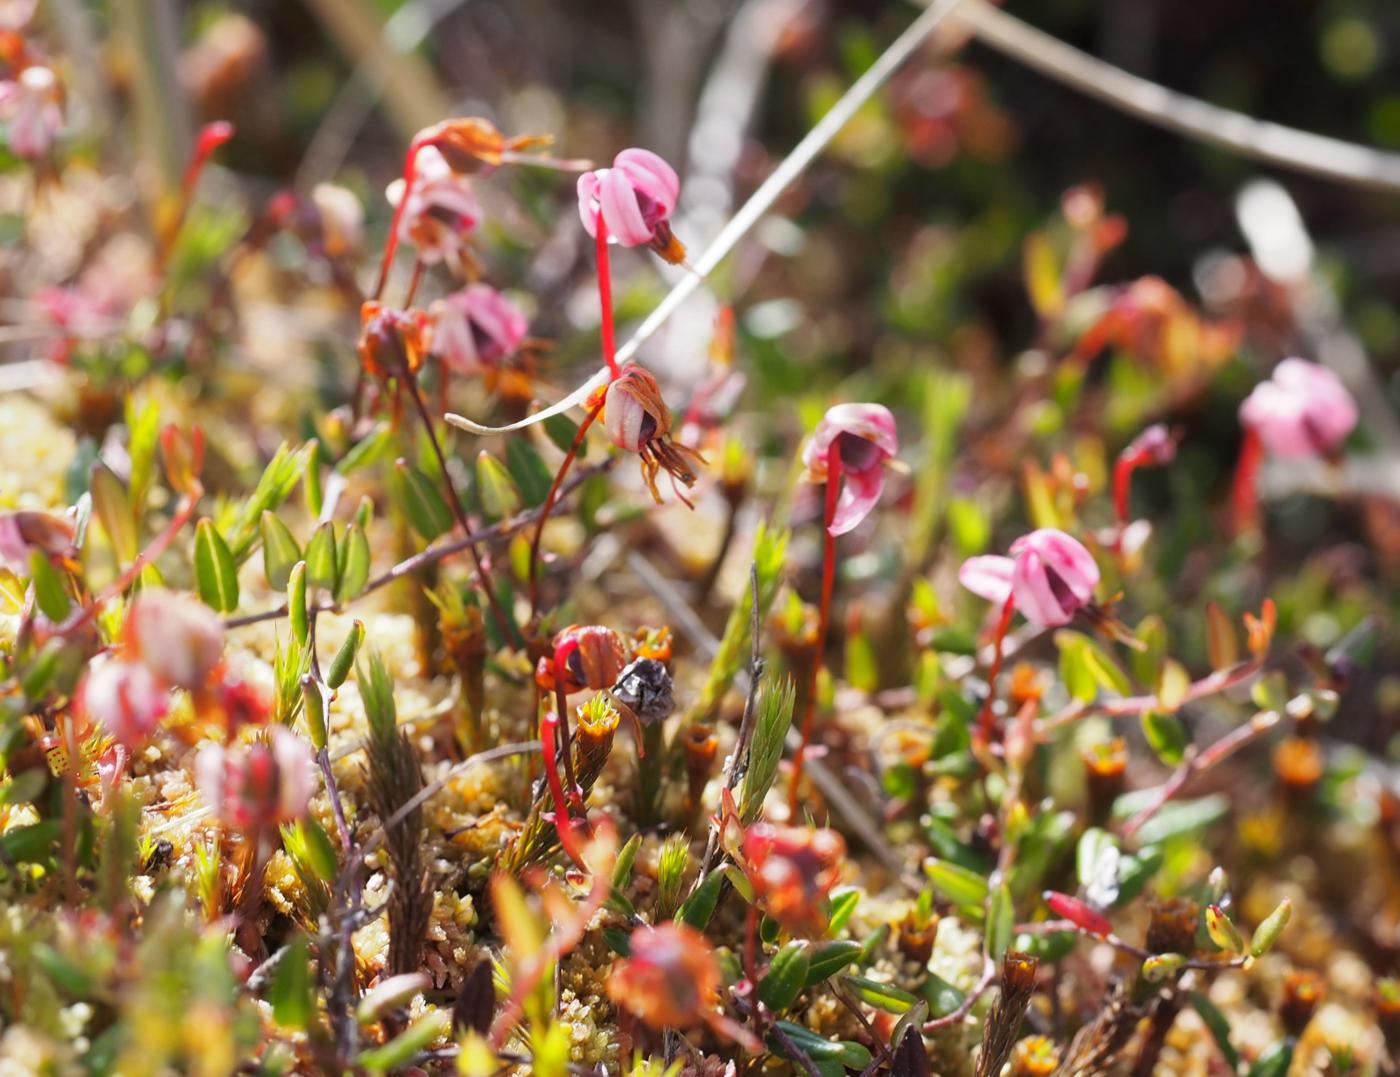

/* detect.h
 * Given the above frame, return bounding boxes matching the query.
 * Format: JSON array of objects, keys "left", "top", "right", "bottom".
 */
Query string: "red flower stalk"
[
  {"left": 788, "top": 404, "right": 898, "bottom": 812},
  {"left": 1112, "top": 423, "right": 1178, "bottom": 539}
]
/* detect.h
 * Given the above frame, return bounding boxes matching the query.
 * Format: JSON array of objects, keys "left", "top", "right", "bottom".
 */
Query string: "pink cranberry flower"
[
  {"left": 1239, "top": 358, "right": 1357, "bottom": 458},
  {"left": 801, "top": 403, "right": 899, "bottom": 536},
  {"left": 78, "top": 657, "right": 170, "bottom": 750},
  {"left": 426, "top": 283, "right": 527, "bottom": 374},
  {"left": 0, "top": 66, "right": 62, "bottom": 159},
  {"left": 960, "top": 528, "right": 1100, "bottom": 627},
  {"left": 124, "top": 588, "right": 225, "bottom": 691},
  {"left": 577, "top": 148, "right": 684, "bottom": 262},
  {"left": 385, "top": 144, "right": 481, "bottom": 268},
  {"left": 0, "top": 510, "right": 74, "bottom": 572},
  {"left": 195, "top": 726, "right": 315, "bottom": 830}
]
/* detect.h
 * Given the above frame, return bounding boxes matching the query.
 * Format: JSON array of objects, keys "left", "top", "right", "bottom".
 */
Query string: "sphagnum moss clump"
[{"left": 2, "top": 5, "right": 1399, "bottom": 1076}]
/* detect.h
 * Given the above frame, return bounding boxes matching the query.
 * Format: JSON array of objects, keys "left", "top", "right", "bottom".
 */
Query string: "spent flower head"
[
  {"left": 195, "top": 725, "right": 315, "bottom": 830},
  {"left": 427, "top": 283, "right": 527, "bottom": 375}
]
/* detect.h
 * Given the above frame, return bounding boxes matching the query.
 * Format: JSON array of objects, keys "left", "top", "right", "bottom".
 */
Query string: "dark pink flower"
[
  {"left": 427, "top": 283, "right": 527, "bottom": 374},
  {"left": 195, "top": 726, "right": 315, "bottom": 830},
  {"left": 0, "top": 510, "right": 74, "bottom": 572},
  {"left": 577, "top": 148, "right": 684, "bottom": 261},
  {"left": 1240, "top": 358, "right": 1357, "bottom": 458},
  {"left": 802, "top": 403, "right": 899, "bottom": 536},
  {"left": 960, "top": 528, "right": 1100, "bottom": 627},
  {"left": 386, "top": 145, "right": 481, "bottom": 268},
  {"left": 78, "top": 657, "right": 170, "bottom": 750}
]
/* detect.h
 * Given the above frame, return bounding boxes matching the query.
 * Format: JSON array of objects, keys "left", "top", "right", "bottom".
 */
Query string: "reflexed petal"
[
  {"left": 1012, "top": 549, "right": 1073, "bottom": 626},
  {"left": 828, "top": 467, "right": 884, "bottom": 536},
  {"left": 958, "top": 555, "right": 1016, "bottom": 605},
  {"left": 599, "top": 167, "right": 654, "bottom": 246}
]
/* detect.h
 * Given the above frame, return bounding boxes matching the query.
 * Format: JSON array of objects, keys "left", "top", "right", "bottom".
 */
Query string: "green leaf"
[
  {"left": 758, "top": 941, "right": 810, "bottom": 1011},
  {"left": 0, "top": 769, "right": 47, "bottom": 807},
  {"left": 543, "top": 412, "right": 581, "bottom": 454},
  {"left": 260, "top": 512, "right": 302, "bottom": 591},
  {"left": 677, "top": 868, "right": 725, "bottom": 931},
  {"left": 841, "top": 975, "right": 918, "bottom": 1014},
  {"left": 337, "top": 424, "right": 394, "bottom": 475},
  {"left": 768, "top": 1022, "right": 871, "bottom": 1070},
  {"left": 287, "top": 561, "right": 309, "bottom": 646},
  {"left": 1130, "top": 614, "right": 1168, "bottom": 685},
  {"left": 826, "top": 887, "right": 860, "bottom": 936},
  {"left": 1247, "top": 1041, "right": 1294, "bottom": 1077},
  {"left": 0, "top": 819, "right": 60, "bottom": 863},
  {"left": 195, "top": 519, "right": 240, "bottom": 612},
  {"left": 922, "top": 972, "right": 966, "bottom": 1017},
  {"left": 505, "top": 437, "right": 555, "bottom": 507},
  {"left": 30, "top": 551, "right": 70, "bottom": 622},
  {"left": 90, "top": 464, "right": 138, "bottom": 563},
  {"left": 391, "top": 459, "right": 455, "bottom": 541},
  {"left": 326, "top": 621, "right": 363, "bottom": 690},
  {"left": 1141, "top": 709, "right": 1190, "bottom": 765},
  {"left": 355, "top": 1012, "right": 451, "bottom": 1074},
  {"left": 1190, "top": 991, "right": 1239, "bottom": 1070},
  {"left": 803, "top": 941, "right": 862, "bottom": 987},
  {"left": 1129, "top": 795, "right": 1229, "bottom": 846},
  {"left": 304, "top": 521, "right": 339, "bottom": 592},
  {"left": 1076, "top": 828, "right": 1119, "bottom": 890},
  {"left": 475, "top": 451, "right": 521, "bottom": 522},
  {"left": 337, "top": 524, "right": 371, "bottom": 602},
  {"left": 924, "top": 857, "right": 989, "bottom": 908},
  {"left": 1058, "top": 632, "right": 1097, "bottom": 702},
  {"left": 303, "top": 440, "right": 324, "bottom": 519},
  {"left": 269, "top": 934, "right": 314, "bottom": 1030},
  {"left": 226, "top": 443, "right": 309, "bottom": 561},
  {"left": 986, "top": 883, "right": 1015, "bottom": 960}
]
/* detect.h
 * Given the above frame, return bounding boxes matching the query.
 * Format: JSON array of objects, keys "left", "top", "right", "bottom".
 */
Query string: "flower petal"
[
  {"left": 599, "top": 167, "right": 654, "bottom": 247},
  {"left": 958, "top": 555, "right": 1016, "bottom": 605},
  {"left": 828, "top": 468, "right": 884, "bottom": 536},
  {"left": 1012, "top": 549, "right": 1074, "bottom": 627}
]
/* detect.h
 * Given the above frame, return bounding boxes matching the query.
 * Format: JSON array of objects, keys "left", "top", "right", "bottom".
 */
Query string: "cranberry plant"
[{"left": 0, "top": 2, "right": 1396, "bottom": 1076}]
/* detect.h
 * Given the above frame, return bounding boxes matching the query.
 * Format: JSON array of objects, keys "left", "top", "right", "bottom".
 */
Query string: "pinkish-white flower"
[
  {"left": 310, "top": 182, "right": 364, "bottom": 258},
  {"left": 124, "top": 588, "right": 225, "bottom": 691},
  {"left": 195, "top": 725, "right": 315, "bottom": 830},
  {"left": 577, "top": 148, "right": 682, "bottom": 255},
  {"left": 0, "top": 66, "right": 62, "bottom": 159},
  {"left": 802, "top": 403, "right": 899, "bottom": 536},
  {"left": 0, "top": 510, "right": 74, "bottom": 572},
  {"left": 1239, "top": 358, "right": 1357, "bottom": 458},
  {"left": 386, "top": 144, "right": 481, "bottom": 267},
  {"left": 78, "top": 657, "right": 170, "bottom": 749},
  {"left": 960, "top": 528, "right": 1100, "bottom": 627},
  {"left": 426, "top": 283, "right": 527, "bottom": 374}
]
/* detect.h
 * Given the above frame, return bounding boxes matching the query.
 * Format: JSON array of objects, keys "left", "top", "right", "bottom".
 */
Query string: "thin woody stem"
[
  {"left": 789, "top": 440, "right": 841, "bottom": 815},
  {"left": 527, "top": 400, "right": 604, "bottom": 616},
  {"left": 398, "top": 357, "right": 517, "bottom": 644}
]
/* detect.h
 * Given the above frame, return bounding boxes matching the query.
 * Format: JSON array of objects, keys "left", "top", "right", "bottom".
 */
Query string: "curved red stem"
[
  {"left": 539, "top": 710, "right": 586, "bottom": 868},
  {"left": 1231, "top": 427, "right": 1264, "bottom": 536},
  {"left": 552, "top": 639, "right": 582, "bottom": 809},
  {"left": 788, "top": 441, "right": 841, "bottom": 816},
  {"left": 373, "top": 137, "right": 426, "bottom": 303}
]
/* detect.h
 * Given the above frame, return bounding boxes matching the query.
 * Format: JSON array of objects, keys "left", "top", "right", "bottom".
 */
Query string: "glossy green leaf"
[
  {"left": 337, "top": 523, "right": 370, "bottom": 602},
  {"left": 269, "top": 933, "right": 313, "bottom": 1030},
  {"left": 758, "top": 941, "right": 810, "bottom": 1011}
]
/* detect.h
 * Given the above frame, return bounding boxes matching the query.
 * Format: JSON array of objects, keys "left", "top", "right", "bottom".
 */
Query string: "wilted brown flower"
[
  {"left": 1144, "top": 896, "right": 1200, "bottom": 956},
  {"left": 535, "top": 624, "right": 628, "bottom": 694},
  {"left": 595, "top": 365, "right": 705, "bottom": 506},
  {"left": 606, "top": 922, "right": 721, "bottom": 1030},
  {"left": 741, "top": 822, "right": 845, "bottom": 936}
]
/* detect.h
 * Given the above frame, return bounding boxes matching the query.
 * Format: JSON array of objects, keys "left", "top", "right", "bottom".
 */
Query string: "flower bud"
[
  {"left": 605, "top": 922, "right": 721, "bottom": 1030},
  {"left": 196, "top": 726, "right": 315, "bottom": 830},
  {"left": 78, "top": 657, "right": 169, "bottom": 749}
]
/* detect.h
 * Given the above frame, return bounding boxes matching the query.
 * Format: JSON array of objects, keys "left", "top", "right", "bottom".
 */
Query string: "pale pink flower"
[
  {"left": 426, "top": 283, "right": 527, "bottom": 374},
  {"left": 195, "top": 726, "right": 315, "bottom": 830},
  {"left": 960, "top": 528, "right": 1100, "bottom": 627},
  {"left": 802, "top": 403, "right": 899, "bottom": 536},
  {"left": 0, "top": 0, "right": 38, "bottom": 30},
  {"left": 0, "top": 510, "right": 74, "bottom": 572},
  {"left": 0, "top": 66, "right": 62, "bottom": 159},
  {"left": 124, "top": 588, "right": 225, "bottom": 691},
  {"left": 78, "top": 657, "right": 170, "bottom": 749},
  {"left": 1239, "top": 358, "right": 1357, "bottom": 458},
  {"left": 386, "top": 145, "right": 481, "bottom": 267},
  {"left": 577, "top": 148, "right": 684, "bottom": 260},
  {"left": 310, "top": 182, "right": 364, "bottom": 258}
]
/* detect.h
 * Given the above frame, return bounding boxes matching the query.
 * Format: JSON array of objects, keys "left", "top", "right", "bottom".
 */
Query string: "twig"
[
  {"left": 923, "top": 957, "right": 996, "bottom": 1032},
  {"left": 223, "top": 458, "right": 615, "bottom": 630},
  {"left": 1120, "top": 709, "right": 1281, "bottom": 841},
  {"left": 1017, "top": 919, "right": 1249, "bottom": 972},
  {"left": 953, "top": 0, "right": 1400, "bottom": 192},
  {"left": 446, "top": 0, "right": 970, "bottom": 438}
]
